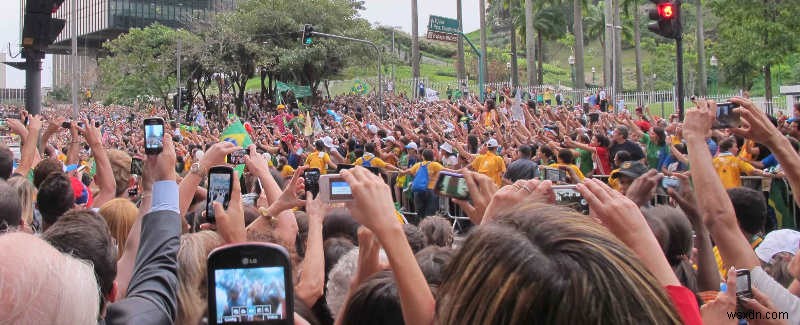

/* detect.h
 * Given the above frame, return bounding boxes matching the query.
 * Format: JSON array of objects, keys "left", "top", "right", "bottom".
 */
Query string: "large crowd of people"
[{"left": 1, "top": 87, "right": 800, "bottom": 324}]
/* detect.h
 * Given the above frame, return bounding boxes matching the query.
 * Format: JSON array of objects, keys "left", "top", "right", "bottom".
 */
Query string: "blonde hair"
[
  {"left": 436, "top": 203, "right": 683, "bottom": 325},
  {"left": 176, "top": 231, "right": 224, "bottom": 325},
  {"left": 0, "top": 232, "right": 100, "bottom": 324},
  {"left": 99, "top": 198, "right": 138, "bottom": 258},
  {"left": 106, "top": 149, "right": 132, "bottom": 197},
  {"left": 7, "top": 176, "right": 36, "bottom": 229}
]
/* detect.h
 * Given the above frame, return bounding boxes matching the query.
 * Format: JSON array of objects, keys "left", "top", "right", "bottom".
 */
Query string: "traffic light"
[
  {"left": 648, "top": 0, "right": 681, "bottom": 39},
  {"left": 301, "top": 24, "right": 314, "bottom": 45},
  {"left": 22, "top": 0, "right": 66, "bottom": 52}
]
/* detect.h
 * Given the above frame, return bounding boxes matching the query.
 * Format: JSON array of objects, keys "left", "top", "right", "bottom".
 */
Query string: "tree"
[
  {"left": 695, "top": 0, "right": 707, "bottom": 96},
  {"left": 524, "top": 0, "right": 537, "bottom": 86},
  {"left": 479, "top": 0, "right": 489, "bottom": 91},
  {"left": 573, "top": 0, "right": 586, "bottom": 88},
  {"left": 710, "top": 0, "right": 800, "bottom": 112},
  {"left": 97, "top": 24, "right": 199, "bottom": 119},
  {"left": 412, "top": 0, "right": 420, "bottom": 80}
]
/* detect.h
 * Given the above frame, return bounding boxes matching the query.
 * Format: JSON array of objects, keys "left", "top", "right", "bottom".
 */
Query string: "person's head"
[
  {"left": 719, "top": 137, "right": 738, "bottom": 155},
  {"left": 403, "top": 223, "right": 426, "bottom": 254},
  {"left": 32, "top": 158, "right": 64, "bottom": 188},
  {"left": 315, "top": 140, "right": 325, "bottom": 152},
  {"left": 323, "top": 208, "right": 360, "bottom": 243},
  {"left": 613, "top": 125, "right": 629, "bottom": 143},
  {"left": 538, "top": 145, "right": 555, "bottom": 163},
  {"left": 517, "top": 145, "right": 533, "bottom": 159},
  {"left": 557, "top": 148, "right": 575, "bottom": 164},
  {"left": 177, "top": 231, "right": 224, "bottom": 325},
  {"left": 651, "top": 127, "right": 667, "bottom": 146},
  {"left": 98, "top": 198, "right": 138, "bottom": 259},
  {"left": 36, "top": 172, "right": 75, "bottom": 230},
  {"left": 436, "top": 203, "right": 682, "bottom": 324},
  {"left": 0, "top": 144, "right": 12, "bottom": 180},
  {"left": 612, "top": 160, "right": 648, "bottom": 195},
  {"left": 0, "top": 180, "right": 22, "bottom": 232},
  {"left": 106, "top": 149, "right": 132, "bottom": 197},
  {"left": 365, "top": 142, "right": 377, "bottom": 154},
  {"left": 6, "top": 176, "right": 36, "bottom": 232},
  {"left": 326, "top": 248, "right": 360, "bottom": 318},
  {"left": 324, "top": 236, "right": 356, "bottom": 277},
  {"left": 727, "top": 187, "right": 767, "bottom": 237},
  {"left": 613, "top": 150, "right": 632, "bottom": 167},
  {"left": 642, "top": 206, "right": 697, "bottom": 292},
  {"left": 42, "top": 209, "right": 117, "bottom": 312},
  {"left": 0, "top": 232, "right": 100, "bottom": 324},
  {"left": 415, "top": 246, "right": 454, "bottom": 287},
  {"left": 421, "top": 149, "right": 435, "bottom": 162},
  {"left": 340, "top": 271, "right": 404, "bottom": 325},
  {"left": 419, "top": 215, "right": 454, "bottom": 247},
  {"left": 593, "top": 133, "right": 611, "bottom": 148}
]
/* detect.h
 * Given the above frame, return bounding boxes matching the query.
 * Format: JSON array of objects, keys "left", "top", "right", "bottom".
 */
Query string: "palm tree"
[
  {"left": 489, "top": 0, "right": 519, "bottom": 87},
  {"left": 525, "top": 0, "right": 537, "bottom": 86},
  {"left": 411, "top": 0, "right": 420, "bottom": 80},
  {"left": 574, "top": 0, "right": 586, "bottom": 89},
  {"left": 696, "top": 0, "right": 707, "bottom": 96},
  {"left": 533, "top": 7, "right": 565, "bottom": 84},
  {"left": 479, "top": 0, "right": 488, "bottom": 90}
]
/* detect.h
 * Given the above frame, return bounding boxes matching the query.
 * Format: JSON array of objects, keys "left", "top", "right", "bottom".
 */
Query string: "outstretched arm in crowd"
[
  {"left": 178, "top": 142, "right": 239, "bottom": 217},
  {"left": 294, "top": 192, "right": 327, "bottom": 308},
  {"left": 730, "top": 96, "right": 800, "bottom": 208},
  {"left": 85, "top": 119, "right": 116, "bottom": 208},
  {"left": 13, "top": 115, "right": 41, "bottom": 177},
  {"left": 65, "top": 123, "right": 82, "bottom": 165}
]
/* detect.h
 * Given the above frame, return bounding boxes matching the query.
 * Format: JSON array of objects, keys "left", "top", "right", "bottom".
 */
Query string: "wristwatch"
[{"left": 190, "top": 162, "right": 205, "bottom": 177}]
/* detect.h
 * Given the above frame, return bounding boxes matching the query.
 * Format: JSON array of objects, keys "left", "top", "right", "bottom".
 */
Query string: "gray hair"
[{"left": 325, "top": 247, "right": 388, "bottom": 318}]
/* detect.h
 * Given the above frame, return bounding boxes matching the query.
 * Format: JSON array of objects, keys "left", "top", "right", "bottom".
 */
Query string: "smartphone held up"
[
  {"left": 206, "top": 166, "right": 234, "bottom": 224},
  {"left": 712, "top": 102, "right": 742, "bottom": 129},
  {"left": 143, "top": 117, "right": 165, "bottom": 155}
]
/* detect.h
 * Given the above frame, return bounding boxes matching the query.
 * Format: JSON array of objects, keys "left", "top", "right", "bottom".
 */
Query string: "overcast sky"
[{"left": 0, "top": 1, "right": 481, "bottom": 88}]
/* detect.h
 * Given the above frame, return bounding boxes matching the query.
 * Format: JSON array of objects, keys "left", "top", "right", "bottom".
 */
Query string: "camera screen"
[
  {"left": 437, "top": 174, "right": 469, "bottom": 199},
  {"left": 330, "top": 179, "right": 352, "bottom": 200},
  {"left": 736, "top": 272, "right": 750, "bottom": 294},
  {"left": 714, "top": 103, "right": 741, "bottom": 129},
  {"left": 228, "top": 150, "right": 247, "bottom": 165},
  {"left": 145, "top": 124, "right": 164, "bottom": 150},
  {"left": 207, "top": 173, "right": 232, "bottom": 219},
  {"left": 553, "top": 187, "right": 589, "bottom": 214},
  {"left": 544, "top": 168, "right": 566, "bottom": 183},
  {"left": 214, "top": 267, "right": 287, "bottom": 323}
]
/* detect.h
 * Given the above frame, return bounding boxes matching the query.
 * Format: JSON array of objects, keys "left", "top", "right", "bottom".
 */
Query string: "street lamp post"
[
  {"left": 710, "top": 55, "right": 718, "bottom": 97},
  {"left": 568, "top": 55, "right": 576, "bottom": 90},
  {"left": 591, "top": 67, "right": 596, "bottom": 86},
  {"left": 506, "top": 62, "right": 512, "bottom": 86}
]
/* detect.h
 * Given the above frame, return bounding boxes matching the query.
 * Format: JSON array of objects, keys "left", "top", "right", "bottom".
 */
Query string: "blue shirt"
[
  {"left": 151, "top": 180, "right": 180, "bottom": 215},
  {"left": 761, "top": 154, "right": 778, "bottom": 169}
]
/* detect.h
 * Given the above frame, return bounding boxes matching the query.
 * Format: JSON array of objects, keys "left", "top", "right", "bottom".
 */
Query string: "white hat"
[
  {"left": 755, "top": 229, "right": 800, "bottom": 262},
  {"left": 367, "top": 124, "right": 378, "bottom": 134},
  {"left": 485, "top": 138, "right": 499, "bottom": 148},
  {"left": 439, "top": 143, "right": 454, "bottom": 153},
  {"left": 382, "top": 135, "right": 396, "bottom": 142},
  {"left": 321, "top": 136, "right": 339, "bottom": 149},
  {"left": 405, "top": 142, "right": 418, "bottom": 150}
]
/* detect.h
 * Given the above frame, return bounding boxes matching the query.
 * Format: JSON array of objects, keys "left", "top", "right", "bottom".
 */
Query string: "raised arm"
[{"left": 84, "top": 119, "right": 115, "bottom": 208}]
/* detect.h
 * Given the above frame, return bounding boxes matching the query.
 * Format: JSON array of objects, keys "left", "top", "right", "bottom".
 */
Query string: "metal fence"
[{"left": 0, "top": 89, "right": 27, "bottom": 105}]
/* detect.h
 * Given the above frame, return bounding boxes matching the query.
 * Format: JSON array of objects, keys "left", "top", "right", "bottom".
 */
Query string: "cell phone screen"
[
  {"left": 330, "top": 179, "right": 352, "bottom": 201},
  {"left": 544, "top": 168, "right": 566, "bottom": 183},
  {"left": 227, "top": 149, "right": 247, "bottom": 165},
  {"left": 713, "top": 103, "right": 742, "bottom": 129},
  {"left": 144, "top": 123, "right": 164, "bottom": 151},
  {"left": 553, "top": 186, "right": 589, "bottom": 214},
  {"left": 207, "top": 172, "right": 232, "bottom": 222},
  {"left": 736, "top": 270, "right": 751, "bottom": 295},
  {"left": 304, "top": 169, "right": 321, "bottom": 198},
  {"left": 130, "top": 158, "right": 143, "bottom": 176},
  {"left": 435, "top": 172, "right": 470, "bottom": 200},
  {"left": 214, "top": 267, "right": 287, "bottom": 322}
]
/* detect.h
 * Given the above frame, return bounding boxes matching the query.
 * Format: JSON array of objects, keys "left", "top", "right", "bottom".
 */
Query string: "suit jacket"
[{"left": 103, "top": 210, "right": 180, "bottom": 325}]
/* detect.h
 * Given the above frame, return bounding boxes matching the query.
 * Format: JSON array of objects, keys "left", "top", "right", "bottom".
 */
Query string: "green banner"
[{"left": 276, "top": 81, "right": 312, "bottom": 98}]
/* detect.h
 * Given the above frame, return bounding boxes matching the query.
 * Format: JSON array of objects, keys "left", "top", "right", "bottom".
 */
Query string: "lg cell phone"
[
  {"left": 206, "top": 166, "right": 234, "bottom": 224},
  {"left": 712, "top": 102, "right": 742, "bottom": 129},
  {"left": 543, "top": 167, "right": 567, "bottom": 184},
  {"left": 319, "top": 174, "right": 353, "bottom": 203},
  {"left": 130, "top": 157, "right": 143, "bottom": 176},
  {"left": 227, "top": 149, "right": 248, "bottom": 165},
  {"left": 552, "top": 185, "right": 589, "bottom": 214},
  {"left": 207, "top": 243, "right": 294, "bottom": 324},
  {"left": 434, "top": 171, "right": 470, "bottom": 200},
  {"left": 304, "top": 168, "right": 321, "bottom": 198},
  {"left": 143, "top": 117, "right": 165, "bottom": 155}
]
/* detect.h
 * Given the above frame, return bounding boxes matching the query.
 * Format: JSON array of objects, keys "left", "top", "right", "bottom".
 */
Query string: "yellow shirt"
[
  {"left": 354, "top": 155, "right": 389, "bottom": 168},
  {"left": 305, "top": 151, "right": 332, "bottom": 174},
  {"left": 608, "top": 168, "right": 621, "bottom": 191},
  {"left": 408, "top": 161, "right": 445, "bottom": 189},
  {"left": 547, "top": 163, "right": 586, "bottom": 181},
  {"left": 713, "top": 236, "right": 763, "bottom": 279},
  {"left": 471, "top": 152, "right": 506, "bottom": 186},
  {"left": 280, "top": 165, "right": 295, "bottom": 178},
  {"left": 712, "top": 153, "right": 755, "bottom": 189}
]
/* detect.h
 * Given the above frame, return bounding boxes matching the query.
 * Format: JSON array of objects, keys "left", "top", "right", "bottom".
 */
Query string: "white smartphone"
[{"left": 319, "top": 174, "right": 353, "bottom": 203}]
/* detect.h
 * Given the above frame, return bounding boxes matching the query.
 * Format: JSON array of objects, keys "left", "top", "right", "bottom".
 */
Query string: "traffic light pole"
[
  {"left": 310, "top": 31, "right": 384, "bottom": 118},
  {"left": 676, "top": 36, "right": 685, "bottom": 121},
  {"left": 24, "top": 51, "right": 43, "bottom": 115}
]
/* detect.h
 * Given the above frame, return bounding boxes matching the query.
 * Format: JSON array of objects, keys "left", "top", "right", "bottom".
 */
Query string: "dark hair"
[
  {"left": 0, "top": 144, "right": 12, "bottom": 180},
  {"left": 0, "top": 180, "right": 21, "bottom": 230},
  {"left": 422, "top": 149, "right": 434, "bottom": 162},
  {"left": 294, "top": 211, "right": 308, "bottom": 258},
  {"left": 642, "top": 206, "right": 697, "bottom": 292},
  {"left": 340, "top": 271, "right": 404, "bottom": 325},
  {"left": 403, "top": 224, "right": 426, "bottom": 254},
  {"left": 539, "top": 145, "right": 555, "bottom": 162},
  {"left": 467, "top": 135, "right": 479, "bottom": 154},
  {"left": 653, "top": 127, "right": 667, "bottom": 146},
  {"left": 33, "top": 158, "right": 63, "bottom": 188},
  {"left": 324, "top": 237, "right": 356, "bottom": 277},
  {"left": 594, "top": 134, "right": 611, "bottom": 148},
  {"left": 719, "top": 137, "right": 736, "bottom": 153},
  {"left": 614, "top": 150, "right": 632, "bottom": 163},
  {"left": 518, "top": 145, "right": 533, "bottom": 159},
  {"left": 615, "top": 126, "right": 630, "bottom": 139},
  {"left": 37, "top": 172, "right": 74, "bottom": 228},
  {"left": 365, "top": 142, "right": 377, "bottom": 154},
  {"left": 415, "top": 246, "right": 454, "bottom": 287},
  {"left": 42, "top": 209, "right": 117, "bottom": 311},
  {"left": 727, "top": 187, "right": 767, "bottom": 235},
  {"left": 323, "top": 208, "right": 360, "bottom": 243},
  {"left": 557, "top": 149, "right": 574, "bottom": 164},
  {"left": 315, "top": 140, "right": 325, "bottom": 151}
]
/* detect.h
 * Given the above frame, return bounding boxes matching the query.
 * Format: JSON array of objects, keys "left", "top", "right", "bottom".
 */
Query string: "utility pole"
[
  {"left": 456, "top": 0, "right": 465, "bottom": 81},
  {"left": 177, "top": 36, "right": 182, "bottom": 115},
  {"left": 70, "top": 0, "right": 78, "bottom": 119}
]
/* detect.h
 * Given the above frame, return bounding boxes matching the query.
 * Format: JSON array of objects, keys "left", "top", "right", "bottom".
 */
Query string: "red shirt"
[
  {"left": 593, "top": 145, "right": 612, "bottom": 175},
  {"left": 666, "top": 285, "right": 702, "bottom": 325}
]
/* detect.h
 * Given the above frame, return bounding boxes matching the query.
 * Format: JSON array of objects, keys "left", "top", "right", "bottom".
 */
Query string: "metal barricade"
[{"left": 438, "top": 195, "right": 470, "bottom": 233}]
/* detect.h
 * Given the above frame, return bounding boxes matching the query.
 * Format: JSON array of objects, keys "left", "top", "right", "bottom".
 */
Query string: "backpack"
[
  {"left": 411, "top": 162, "right": 430, "bottom": 192},
  {"left": 362, "top": 156, "right": 375, "bottom": 168}
]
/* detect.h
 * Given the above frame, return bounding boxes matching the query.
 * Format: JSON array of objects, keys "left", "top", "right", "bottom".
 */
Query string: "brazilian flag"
[
  {"left": 351, "top": 80, "right": 370, "bottom": 95},
  {"left": 769, "top": 179, "right": 797, "bottom": 229},
  {"left": 220, "top": 116, "right": 253, "bottom": 174}
]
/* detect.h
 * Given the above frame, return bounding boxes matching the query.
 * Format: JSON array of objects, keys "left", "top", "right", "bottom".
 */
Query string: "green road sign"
[{"left": 428, "top": 15, "right": 460, "bottom": 34}]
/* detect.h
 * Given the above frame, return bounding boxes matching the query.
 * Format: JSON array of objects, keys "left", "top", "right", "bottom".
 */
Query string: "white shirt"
[{"left": 599, "top": 90, "right": 607, "bottom": 100}]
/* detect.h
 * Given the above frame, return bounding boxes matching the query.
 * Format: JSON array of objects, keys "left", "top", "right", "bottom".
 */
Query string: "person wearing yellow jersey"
[
  {"left": 547, "top": 148, "right": 585, "bottom": 183},
  {"left": 470, "top": 139, "right": 506, "bottom": 186},
  {"left": 712, "top": 137, "right": 765, "bottom": 189},
  {"left": 402, "top": 149, "right": 453, "bottom": 223},
  {"left": 354, "top": 143, "right": 401, "bottom": 173},
  {"left": 304, "top": 140, "right": 336, "bottom": 174},
  {"left": 276, "top": 156, "right": 295, "bottom": 179}
]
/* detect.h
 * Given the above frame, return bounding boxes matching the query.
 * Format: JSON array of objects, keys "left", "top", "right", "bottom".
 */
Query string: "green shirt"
[
  {"left": 640, "top": 133, "right": 666, "bottom": 169},
  {"left": 575, "top": 148, "right": 594, "bottom": 176}
]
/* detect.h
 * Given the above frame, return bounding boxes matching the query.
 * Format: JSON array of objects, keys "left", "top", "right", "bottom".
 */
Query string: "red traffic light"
[{"left": 658, "top": 3, "right": 675, "bottom": 19}]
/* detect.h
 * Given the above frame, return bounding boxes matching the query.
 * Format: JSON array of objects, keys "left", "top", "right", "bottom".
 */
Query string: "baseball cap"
[
  {"left": 485, "top": 138, "right": 499, "bottom": 148},
  {"left": 611, "top": 161, "right": 649, "bottom": 179},
  {"left": 439, "top": 143, "right": 454, "bottom": 154},
  {"left": 405, "top": 142, "right": 419, "bottom": 150},
  {"left": 755, "top": 229, "right": 800, "bottom": 263},
  {"left": 635, "top": 120, "right": 652, "bottom": 132}
]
